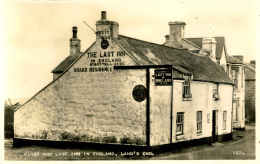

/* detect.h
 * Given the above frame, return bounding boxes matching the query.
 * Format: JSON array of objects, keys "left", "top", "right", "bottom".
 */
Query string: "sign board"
[
  {"left": 132, "top": 85, "right": 147, "bottom": 102},
  {"left": 154, "top": 69, "right": 172, "bottom": 86}
]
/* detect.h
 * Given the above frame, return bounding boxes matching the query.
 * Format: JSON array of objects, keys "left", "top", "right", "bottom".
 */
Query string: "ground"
[{"left": 4, "top": 123, "right": 256, "bottom": 160}]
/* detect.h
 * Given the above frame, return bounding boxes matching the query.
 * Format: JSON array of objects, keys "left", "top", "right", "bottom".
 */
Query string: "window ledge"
[
  {"left": 176, "top": 135, "right": 185, "bottom": 140},
  {"left": 182, "top": 97, "right": 192, "bottom": 101},
  {"left": 197, "top": 133, "right": 203, "bottom": 136}
]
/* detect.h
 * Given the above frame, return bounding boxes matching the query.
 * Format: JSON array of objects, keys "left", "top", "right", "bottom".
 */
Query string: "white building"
[
  {"left": 14, "top": 12, "right": 234, "bottom": 149},
  {"left": 164, "top": 22, "right": 246, "bottom": 130}
]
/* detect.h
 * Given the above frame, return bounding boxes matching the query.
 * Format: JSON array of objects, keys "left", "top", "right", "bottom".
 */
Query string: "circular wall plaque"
[
  {"left": 132, "top": 85, "right": 147, "bottom": 102},
  {"left": 101, "top": 40, "right": 109, "bottom": 49}
]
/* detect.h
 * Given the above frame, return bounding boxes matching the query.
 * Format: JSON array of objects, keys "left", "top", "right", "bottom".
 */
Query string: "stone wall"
[
  {"left": 245, "top": 80, "right": 255, "bottom": 122},
  {"left": 14, "top": 68, "right": 147, "bottom": 145},
  {"left": 14, "top": 40, "right": 148, "bottom": 146}
]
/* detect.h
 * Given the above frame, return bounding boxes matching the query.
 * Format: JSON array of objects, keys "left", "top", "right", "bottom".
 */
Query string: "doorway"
[{"left": 212, "top": 110, "right": 218, "bottom": 142}]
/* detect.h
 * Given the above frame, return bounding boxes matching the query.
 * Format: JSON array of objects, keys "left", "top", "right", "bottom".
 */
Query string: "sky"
[{"left": 1, "top": 0, "right": 259, "bottom": 99}]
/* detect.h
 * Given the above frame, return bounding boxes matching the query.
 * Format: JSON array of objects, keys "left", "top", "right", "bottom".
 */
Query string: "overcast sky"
[{"left": 1, "top": 0, "right": 259, "bottom": 99}]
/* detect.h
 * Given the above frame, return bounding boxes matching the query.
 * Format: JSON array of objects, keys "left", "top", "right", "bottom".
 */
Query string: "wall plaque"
[
  {"left": 154, "top": 69, "right": 172, "bottom": 86},
  {"left": 132, "top": 85, "right": 147, "bottom": 102}
]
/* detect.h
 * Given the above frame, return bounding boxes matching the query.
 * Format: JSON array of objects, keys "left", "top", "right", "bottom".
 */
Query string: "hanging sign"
[{"left": 154, "top": 69, "right": 172, "bottom": 86}]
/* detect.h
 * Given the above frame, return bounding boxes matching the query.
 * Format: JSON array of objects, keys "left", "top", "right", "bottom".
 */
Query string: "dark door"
[{"left": 212, "top": 110, "right": 218, "bottom": 142}]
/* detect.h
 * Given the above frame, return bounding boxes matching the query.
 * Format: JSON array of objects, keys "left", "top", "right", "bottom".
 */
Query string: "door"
[{"left": 212, "top": 110, "right": 218, "bottom": 142}]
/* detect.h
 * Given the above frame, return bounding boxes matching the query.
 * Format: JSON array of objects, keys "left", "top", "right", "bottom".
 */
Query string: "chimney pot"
[
  {"left": 165, "top": 35, "right": 169, "bottom": 41},
  {"left": 72, "top": 26, "right": 77, "bottom": 38},
  {"left": 101, "top": 11, "right": 106, "bottom": 20}
]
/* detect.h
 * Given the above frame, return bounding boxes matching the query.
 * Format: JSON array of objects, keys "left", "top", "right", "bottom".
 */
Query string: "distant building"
[
  {"left": 227, "top": 56, "right": 246, "bottom": 130},
  {"left": 164, "top": 22, "right": 246, "bottom": 130},
  {"left": 240, "top": 60, "right": 255, "bottom": 122},
  {"left": 14, "top": 12, "right": 234, "bottom": 148}
]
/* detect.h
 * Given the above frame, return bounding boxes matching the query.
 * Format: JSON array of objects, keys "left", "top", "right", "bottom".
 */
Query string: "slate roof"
[
  {"left": 51, "top": 35, "right": 233, "bottom": 84},
  {"left": 226, "top": 55, "right": 244, "bottom": 64},
  {"left": 186, "top": 37, "right": 226, "bottom": 60},
  {"left": 52, "top": 53, "right": 82, "bottom": 73},
  {"left": 115, "top": 35, "right": 232, "bottom": 84}
]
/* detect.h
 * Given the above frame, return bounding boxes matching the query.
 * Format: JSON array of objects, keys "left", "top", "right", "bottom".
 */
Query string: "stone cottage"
[{"left": 14, "top": 11, "right": 234, "bottom": 148}]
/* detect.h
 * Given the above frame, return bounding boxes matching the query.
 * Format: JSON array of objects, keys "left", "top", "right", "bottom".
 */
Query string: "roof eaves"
[{"left": 172, "top": 65, "right": 193, "bottom": 75}]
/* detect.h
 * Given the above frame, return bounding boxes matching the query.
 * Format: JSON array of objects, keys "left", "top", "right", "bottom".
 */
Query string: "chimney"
[
  {"left": 168, "top": 21, "right": 186, "bottom": 42},
  {"left": 233, "top": 55, "right": 244, "bottom": 62},
  {"left": 96, "top": 11, "right": 119, "bottom": 40},
  {"left": 250, "top": 60, "right": 256, "bottom": 65},
  {"left": 73, "top": 26, "right": 77, "bottom": 38},
  {"left": 165, "top": 35, "right": 170, "bottom": 42},
  {"left": 101, "top": 11, "right": 107, "bottom": 20},
  {"left": 202, "top": 38, "right": 216, "bottom": 60},
  {"left": 70, "top": 26, "right": 81, "bottom": 55}
]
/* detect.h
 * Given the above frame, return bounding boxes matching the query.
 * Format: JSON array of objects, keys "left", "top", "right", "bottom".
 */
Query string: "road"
[
  {"left": 4, "top": 124, "right": 255, "bottom": 160},
  {"left": 151, "top": 124, "right": 256, "bottom": 160}
]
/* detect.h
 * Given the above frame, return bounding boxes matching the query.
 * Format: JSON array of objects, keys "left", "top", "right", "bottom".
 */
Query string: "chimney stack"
[
  {"left": 250, "top": 60, "right": 255, "bottom": 65},
  {"left": 96, "top": 11, "right": 119, "bottom": 40},
  {"left": 233, "top": 55, "right": 244, "bottom": 62},
  {"left": 168, "top": 21, "right": 186, "bottom": 42},
  {"left": 70, "top": 26, "right": 81, "bottom": 55},
  {"left": 202, "top": 38, "right": 216, "bottom": 60}
]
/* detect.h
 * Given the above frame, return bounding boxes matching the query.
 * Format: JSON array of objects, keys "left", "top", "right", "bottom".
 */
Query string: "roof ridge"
[
  {"left": 186, "top": 36, "right": 225, "bottom": 39},
  {"left": 243, "top": 62, "right": 256, "bottom": 72},
  {"left": 119, "top": 35, "right": 188, "bottom": 51},
  {"left": 182, "top": 38, "right": 201, "bottom": 49}
]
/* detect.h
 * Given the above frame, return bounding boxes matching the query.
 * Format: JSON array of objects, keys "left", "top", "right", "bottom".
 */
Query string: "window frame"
[
  {"left": 241, "top": 68, "right": 244, "bottom": 88},
  {"left": 176, "top": 112, "right": 184, "bottom": 136},
  {"left": 182, "top": 76, "right": 192, "bottom": 99},
  {"left": 231, "top": 68, "right": 238, "bottom": 88},
  {"left": 213, "top": 84, "right": 219, "bottom": 100},
  {"left": 233, "top": 101, "right": 238, "bottom": 122},
  {"left": 223, "top": 111, "right": 227, "bottom": 130},
  {"left": 197, "top": 111, "right": 202, "bottom": 133}
]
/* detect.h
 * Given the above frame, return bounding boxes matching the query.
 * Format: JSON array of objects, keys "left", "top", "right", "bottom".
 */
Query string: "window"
[
  {"left": 223, "top": 111, "right": 227, "bottom": 130},
  {"left": 231, "top": 68, "right": 238, "bottom": 88},
  {"left": 197, "top": 111, "right": 202, "bottom": 133},
  {"left": 213, "top": 84, "right": 219, "bottom": 100},
  {"left": 233, "top": 101, "right": 238, "bottom": 121},
  {"left": 176, "top": 113, "right": 184, "bottom": 135},
  {"left": 241, "top": 68, "right": 244, "bottom": 88},
  {"left": 183, "top": 76, "right": 192, "bottom": 98}
]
